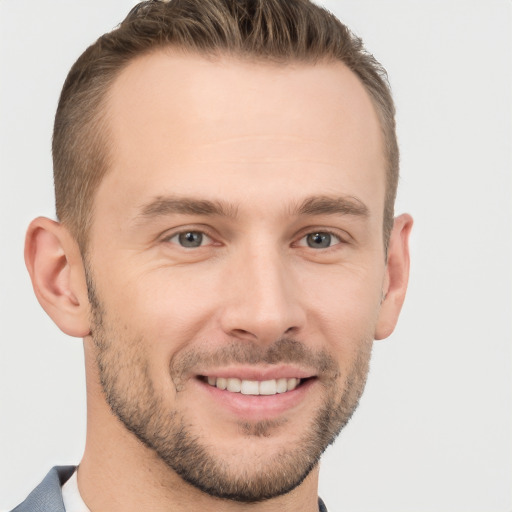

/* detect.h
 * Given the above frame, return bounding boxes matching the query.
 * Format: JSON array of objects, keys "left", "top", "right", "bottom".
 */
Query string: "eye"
[
  {"left": 299, "top": 231, "right": 342, "bottom": 249},
  {"left": 167, "top": 231, "right": 212, "bottom": 248}
]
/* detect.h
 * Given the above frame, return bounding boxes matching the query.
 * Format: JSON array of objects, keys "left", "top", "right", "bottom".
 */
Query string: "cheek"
[
  {"left": 300, "top": 263, "right": 383, "bottom": 351},
  {"left": 98, "top": 265, "right": 223, "bottom": 357}
]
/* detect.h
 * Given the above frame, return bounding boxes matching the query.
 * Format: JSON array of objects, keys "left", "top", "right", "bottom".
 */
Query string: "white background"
[{"left": 1, "top": 1, "right": 511, "bottom": 511}]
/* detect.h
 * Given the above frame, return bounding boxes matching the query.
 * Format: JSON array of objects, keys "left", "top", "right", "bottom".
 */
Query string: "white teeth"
[
  {"left": 276, "top": 378, "right": 288, "bottom": 393},
  {"left": 259, "top": 379, "right": 277, "bottom": 395},
  {"left": 216, "top": 377, "right": 227, "bottom": 390},
  {"left": 241, "top": 380, "right": 259, "bottom": 395},
  {"left": 207, "top": 376, "right": 301, "bottom": 395},
  {"left": 226, "top": 378, "right": 241, "bottom": 392},
  {"left": 287, "top": 378, "right": 298, "bottom": 391}
]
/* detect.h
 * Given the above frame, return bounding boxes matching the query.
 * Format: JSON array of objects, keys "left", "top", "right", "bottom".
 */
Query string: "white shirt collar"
[{"left": 61, "top": 469, "right": 91, "bottom": 512}]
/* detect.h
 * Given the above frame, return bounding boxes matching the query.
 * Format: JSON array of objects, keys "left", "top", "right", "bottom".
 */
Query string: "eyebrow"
[
  {"left": 137, "top": 196, "right": 239, "bottom": 220},
  {"left": 295, "top": 195, "right": 369, "bottom": 218},
  {"left": 136, "top": 194, "right": 369, "bottom": 222}
]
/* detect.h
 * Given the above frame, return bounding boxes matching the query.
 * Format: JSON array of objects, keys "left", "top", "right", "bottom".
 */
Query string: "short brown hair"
[{"left": 53, "top": 0, "right": 399, "bottom": 251}]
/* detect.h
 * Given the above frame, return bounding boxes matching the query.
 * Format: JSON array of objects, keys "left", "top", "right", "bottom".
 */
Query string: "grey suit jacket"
[
  {"left": 10, "top": 466, "right": 75, "bottom": 512},
  {"left": 10, "top": 466, "right": 329, "bottom": 512}
]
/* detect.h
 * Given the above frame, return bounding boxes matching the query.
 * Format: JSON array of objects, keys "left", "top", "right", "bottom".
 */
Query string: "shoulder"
[
  {"left": 318, "top": 497, "right": 329, "bottom": 512},
  {"left": 9, "top": 467, "right": 76, "bottom": 512}
]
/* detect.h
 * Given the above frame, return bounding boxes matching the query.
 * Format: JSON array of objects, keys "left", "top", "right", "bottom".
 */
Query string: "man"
[{"left": 13, "top": 0, "right": 412, "bottom": 510}]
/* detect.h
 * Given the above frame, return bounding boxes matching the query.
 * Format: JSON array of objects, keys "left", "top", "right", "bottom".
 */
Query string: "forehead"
[{"left": 99, "top": 50, "right": 385, "bottom": 217}]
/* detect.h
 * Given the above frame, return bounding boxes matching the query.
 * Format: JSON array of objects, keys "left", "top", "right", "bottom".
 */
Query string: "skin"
[{"left": 25, "top": 51, "right": 412, "bottom": 512}]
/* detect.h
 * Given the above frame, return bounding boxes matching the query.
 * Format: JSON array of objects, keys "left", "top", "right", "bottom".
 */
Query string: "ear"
[
  {"left": 24, "top": 217, "right": 91, "bottom": 338},
  {"left": 375, "top": 213, "right": 413, "bottom": 340}
]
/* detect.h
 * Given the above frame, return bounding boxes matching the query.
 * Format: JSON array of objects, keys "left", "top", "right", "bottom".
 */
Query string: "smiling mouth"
[{"left": 200, "top": 376, "right": 307, "bottom": 396}]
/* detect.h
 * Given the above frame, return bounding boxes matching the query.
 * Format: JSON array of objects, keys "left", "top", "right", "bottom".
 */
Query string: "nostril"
[{"left": 230, "top": 328, "right": 258, "bottom": 340}]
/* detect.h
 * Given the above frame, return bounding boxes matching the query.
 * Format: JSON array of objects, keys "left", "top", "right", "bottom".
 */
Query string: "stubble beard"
[{"left": 87, "top": 276, "right": 373, "bottom": 503}]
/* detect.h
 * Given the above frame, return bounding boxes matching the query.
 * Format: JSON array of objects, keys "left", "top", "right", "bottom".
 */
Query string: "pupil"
[
  {"left": 179, "top": 231, "right": 202, "bottom": 247},
  {"left": 307, "top": 232, "right": 330, "bottom": 248}
]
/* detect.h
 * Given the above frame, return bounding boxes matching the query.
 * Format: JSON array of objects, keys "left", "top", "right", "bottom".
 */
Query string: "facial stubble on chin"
[{"left": 86, "top": 270, "right": 373, "bottom": 502}]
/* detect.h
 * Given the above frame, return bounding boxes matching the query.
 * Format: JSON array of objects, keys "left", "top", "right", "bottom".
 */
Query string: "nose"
[{"left": 218, "top": 245, "right": 305, "bottom": 344}]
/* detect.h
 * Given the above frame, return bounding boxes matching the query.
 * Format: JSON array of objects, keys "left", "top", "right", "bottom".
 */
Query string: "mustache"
[{"left": 169, "top": 338, "right": 340, "bottom": 388}]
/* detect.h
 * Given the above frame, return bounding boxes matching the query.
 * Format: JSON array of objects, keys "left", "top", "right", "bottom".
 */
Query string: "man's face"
[{"left": 85, "top": 51, "right": 388, "bottom": 501}]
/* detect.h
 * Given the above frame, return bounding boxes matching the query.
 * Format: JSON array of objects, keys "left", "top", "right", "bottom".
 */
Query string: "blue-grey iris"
[
  {"left": 179, "top": 231, "right": 203, "bottom": 247},
  {"left": 307, "top": 232, "right": 331, "bottom": 248}
]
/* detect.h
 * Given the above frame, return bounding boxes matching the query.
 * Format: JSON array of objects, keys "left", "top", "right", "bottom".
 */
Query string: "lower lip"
[{"left": 196, "top": 378, "right": 317, "bottom": 421}]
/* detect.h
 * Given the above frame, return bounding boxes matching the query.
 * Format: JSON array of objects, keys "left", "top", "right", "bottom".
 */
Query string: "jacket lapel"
[{"left": 11, "top": 466, "right": 76, "bottom": 512}]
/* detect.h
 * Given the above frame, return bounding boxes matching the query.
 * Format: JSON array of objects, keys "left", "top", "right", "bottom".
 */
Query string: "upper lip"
[{"left": 196, "top": 365, "right": 316, "bottom": 381}]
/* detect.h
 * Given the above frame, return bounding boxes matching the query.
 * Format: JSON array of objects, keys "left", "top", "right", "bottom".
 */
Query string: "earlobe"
[
  {"left": 374, "top": 213, "right": 413, "bottom": 340},
  {"left": 24, "top": 217, "right": 91, "bottom": 338}
]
